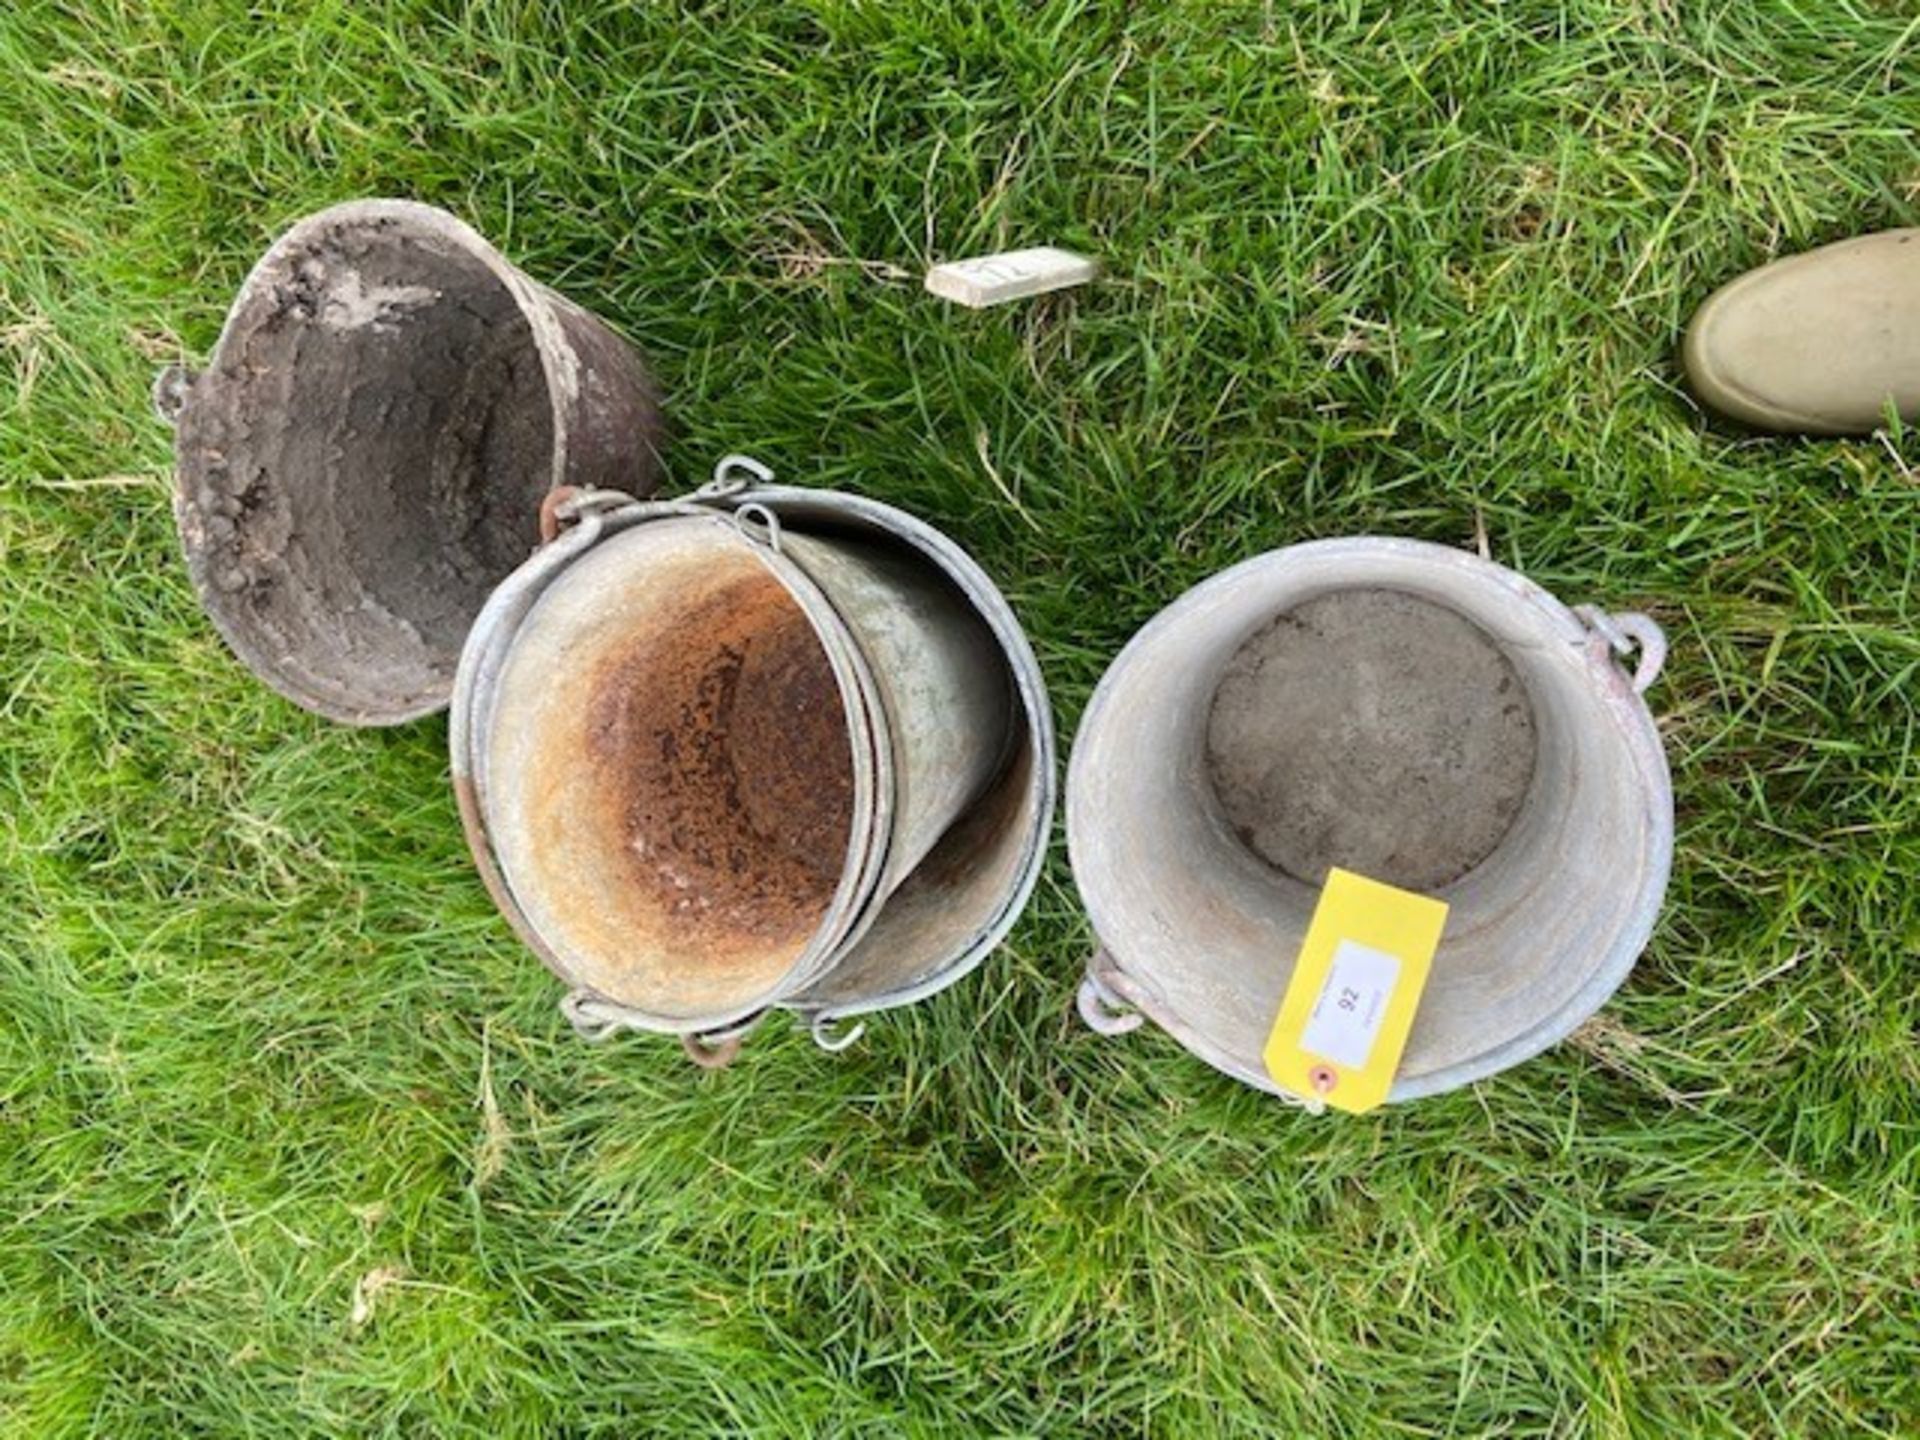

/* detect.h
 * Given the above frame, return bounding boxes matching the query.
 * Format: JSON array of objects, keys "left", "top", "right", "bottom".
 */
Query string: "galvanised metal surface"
[
  {"left": 1068, "top": 538, "right": 1672, "bottom": 1104},
  {"left": 451, "top": 460, "right": 1055, "bottom": 1062},
  {"left": 157, "top": 199, "right": 663, "bottom": 725},
  {"left": 476, "top": 510, "right": 890, "bottom": 1034},
  {"left": 778, "top": 529, "right": 1013, "bottom": 900}
]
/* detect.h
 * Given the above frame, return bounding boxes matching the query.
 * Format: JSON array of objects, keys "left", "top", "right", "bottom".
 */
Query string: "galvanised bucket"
[
  {"left": 452, "top": 458, "right": 1054, "bottom": 1065},
  {"left": 156, "top": 199, "right": 663, "bottom": 724},
  {"left": 1068, "top": 538, "right": 1672, "bottom": 1103}
]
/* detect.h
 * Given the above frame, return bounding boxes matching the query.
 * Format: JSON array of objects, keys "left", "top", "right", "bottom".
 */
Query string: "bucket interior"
[
  {"left": 658, "top": 490, "right": 1053, "bottom": 1024},
  {"left": 483, "top": 519, "right": 866, "bottom": 1021},
  {"left": 1070, "top": 548, "right": 1666, "bottom": 1089},
  {"left": 779, "top": 529, "right": 1015, "bottom": 895},
  {"left": 175, "top": 208, "right": 557, "bottom": 721},
  {"left": 1204, "top": 587, "right": 1539, "bottom": 893}
]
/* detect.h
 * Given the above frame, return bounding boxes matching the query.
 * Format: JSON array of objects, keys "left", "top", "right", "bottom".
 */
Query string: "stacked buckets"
[
  {"left": 160, "top": 200, "right": 1052, "bottom": 1066},
  {"left": 452, "top": 470, "right": 1053, "bottom": 1063},
  {"left": 160, "top": 199, "right": 1673, "bottom": 1100}
]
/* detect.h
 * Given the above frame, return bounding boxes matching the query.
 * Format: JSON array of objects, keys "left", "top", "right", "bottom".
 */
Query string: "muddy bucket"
[
  {"left": 1068, "top": 538, "right": 1672, "bottom": 1103},
  {"left": 452, "top": 458, "right": 1054, "bottom": 1062},
  {"left": 156, "top": 199, "right": 664, "bottom": 724}
]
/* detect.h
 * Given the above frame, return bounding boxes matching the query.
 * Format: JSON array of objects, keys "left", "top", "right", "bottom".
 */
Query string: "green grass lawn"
[{"left": 3, "top": 2, "right": 1918, "bottom": 1434}]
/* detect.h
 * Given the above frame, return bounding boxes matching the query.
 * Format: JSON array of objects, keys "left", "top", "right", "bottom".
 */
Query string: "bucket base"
[
  {"left": 583, "top": 562, "right": 855, "bottom": 959},
  {"left": 1204, "top": 587, "right": 1538, "bottom": 893}
]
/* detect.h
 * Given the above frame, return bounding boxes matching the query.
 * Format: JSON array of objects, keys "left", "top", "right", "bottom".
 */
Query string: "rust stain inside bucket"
[{"left": 580, "top": 569, "right": 855, "bottom": 959}]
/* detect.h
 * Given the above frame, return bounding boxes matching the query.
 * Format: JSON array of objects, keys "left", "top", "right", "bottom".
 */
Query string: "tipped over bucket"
[
  {"left": 1068, "top": 538, "right": 1672, "bottom": 1103},
  {"left": 157, "top": 199, "right": 664, "bottom": 724},
  {"left": 452, "top": 459, "right": 1054, "bottom": 1062}
]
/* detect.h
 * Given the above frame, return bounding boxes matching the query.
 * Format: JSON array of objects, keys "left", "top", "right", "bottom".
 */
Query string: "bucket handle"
[
  {"left": 678, "top": 1011, "right": 768, "bottom": 1069},
  {"left": 1575, "top": 605, "right": 1667, "bottom": 694},
  {"left": 152, "top": 365, "right": 199, "bottom": 427},
  {"left": 560, "top": 990, "right": 755, "bottom": 1070},
  {"left": 809, "top": 1010, "right": 867, "bottom": 1053},
  {"left": 731, "top": 501, "right": 785, "bottom": 554},
  {"left": 538, "top": 485, "right": 641, "bottom": 544},
  {"left": 680, "top": 1032, "right": 745, "bottom": 1070},
  {"left": 699, "top": 453, "right": 776, "bottom": 498},
  {"left": 1076, "top": 956, "right": 1144, "bottom": 1037},
  {"left": 1077, "top": 956, "right": 1336, "bottom": 1114},
  {"left": 560, "top": 989, "right": 642, "bottom": 1043}
]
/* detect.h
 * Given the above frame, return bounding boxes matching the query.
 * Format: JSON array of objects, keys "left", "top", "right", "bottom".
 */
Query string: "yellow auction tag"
[{"left": 1263, "top": 868, "right": 1449, "bottom": 1113}]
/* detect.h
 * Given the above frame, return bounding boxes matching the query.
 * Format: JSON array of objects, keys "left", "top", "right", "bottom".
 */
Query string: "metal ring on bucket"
[
  {"left": 1576, "top": 604, "right": 1668, "bottom": 694},
  {"left": 809, "top": 1011, "right": 868, "bottom": 1053},
  {"left": 1075, "top": 964, "right": 1144, "bottom": 1036},
  {"left": 731, "top": 502, "right": 785, "bottom": 553}
]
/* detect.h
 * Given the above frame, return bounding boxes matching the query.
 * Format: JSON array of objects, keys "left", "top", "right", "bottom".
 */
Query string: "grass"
[{"left": 2, "top": 0, "right": 1918, "bottom": 1434}]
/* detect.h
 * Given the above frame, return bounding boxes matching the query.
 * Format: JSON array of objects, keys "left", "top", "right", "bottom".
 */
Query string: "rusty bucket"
[
  {"left": 451, "top": 457, "right": 1053, "bottom": 1063},
  {"left": 155, "top": 199, "right": 663, "bottom": 724},
  {"left": 1067, "top": 539, "right": 1672, "bottom": 1103}
]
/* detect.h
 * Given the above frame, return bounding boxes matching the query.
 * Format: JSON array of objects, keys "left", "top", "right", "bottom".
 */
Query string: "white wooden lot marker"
[{"left": 924, "top": 247, "right": 1098, "bottom": 308}]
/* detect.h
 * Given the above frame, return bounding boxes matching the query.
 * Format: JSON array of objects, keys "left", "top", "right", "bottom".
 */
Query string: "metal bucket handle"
[
  {"left": 1075, "top": 958, "right": 1143, "bottom": 1036},
  {"left": 731, "top": 501, "right": 785, "bottom": 553},
  {"left": 152, "top": 365, "right": 199, "bottom": 427},
  {"left": 561, "top": 990, "right": 765, "bottom": 1069},
  {"left": 700, "top": 453, "right": 777, "bottom": 498},
  {"left": 808, "top": 1010, "right": 868, "bottom": 1052},
  {"left": 1575, "top": 605, "right": 1667, "bottom": 694},
  {"left": 1075, "top": 950, "right": 1328, "bottom": 1114},
  {"left": 680, "top": 1031, "right": 746, "bottom": 1070},
  {"left": 539, "top": 485, "right": 644, "bottom": 544}
]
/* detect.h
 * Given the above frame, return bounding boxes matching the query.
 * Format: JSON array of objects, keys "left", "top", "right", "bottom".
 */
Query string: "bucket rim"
[{"left": 204, "top": 199, "right": 586, "bottom": 499}]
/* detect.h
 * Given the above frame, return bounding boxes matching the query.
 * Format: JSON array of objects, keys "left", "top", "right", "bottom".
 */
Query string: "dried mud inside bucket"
[
  {"left": 177, "top": 218, "right": 556, "bottom": 717},
  {"left": 583, "top": 569, "right": 855, "bottom": 965},
  {"left": 1204, "top": 587, "right": 1538, "bottom": 892}
]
